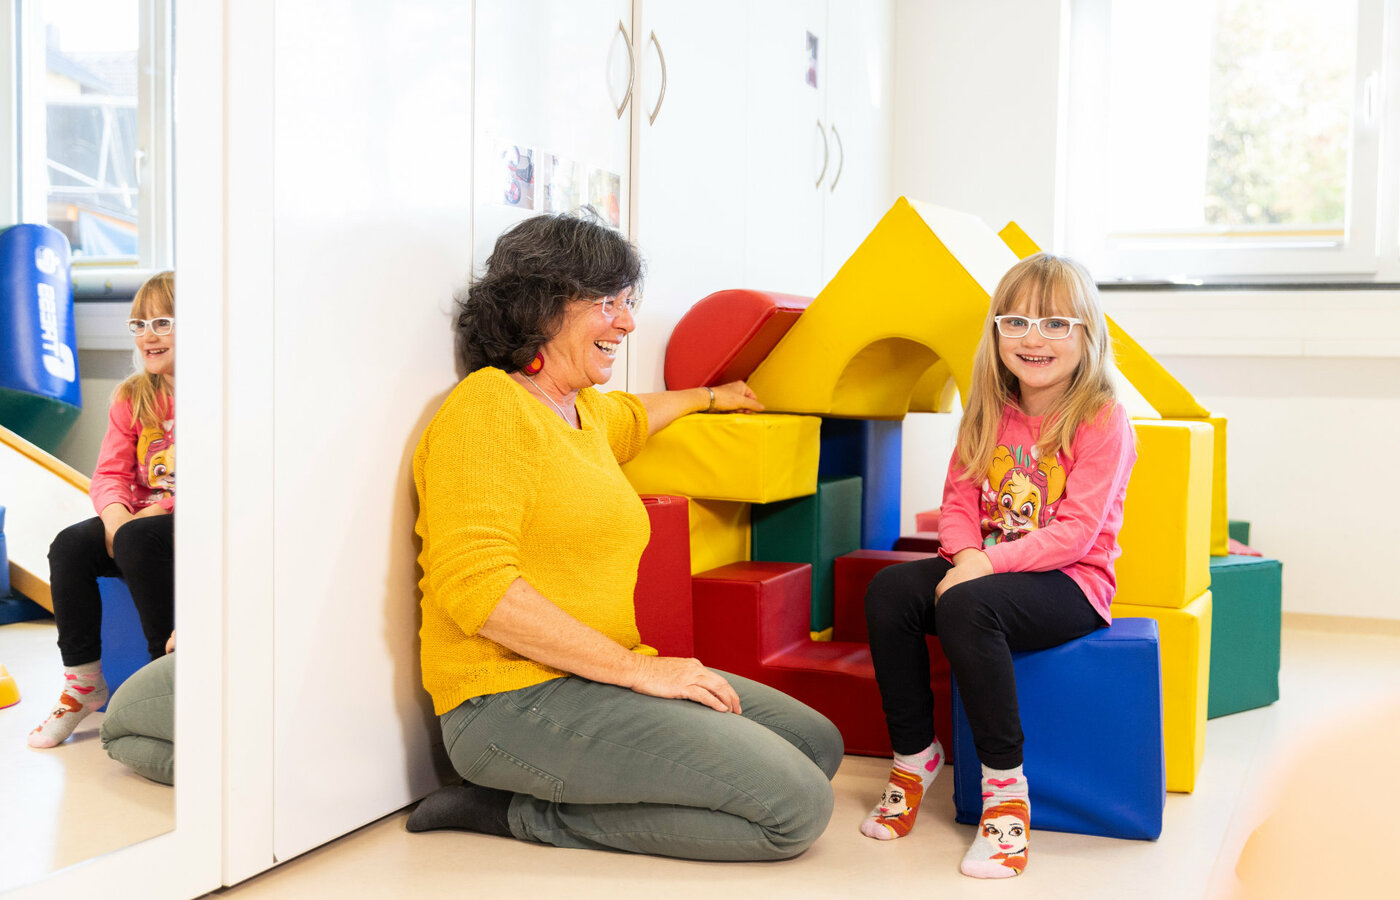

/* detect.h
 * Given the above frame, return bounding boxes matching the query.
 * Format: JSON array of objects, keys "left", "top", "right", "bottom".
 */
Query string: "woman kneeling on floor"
[{"left": 408, "top": 213, "right": 844, "bottom": 860}]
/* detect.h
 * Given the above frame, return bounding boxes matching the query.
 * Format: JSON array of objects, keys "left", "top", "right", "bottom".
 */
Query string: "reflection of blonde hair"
[
  {"left": 956, "top": 253, "right": 1116, "bottom": 479},
  {"left": 117, "top": 271, "right": 175, "bottom": 432}
]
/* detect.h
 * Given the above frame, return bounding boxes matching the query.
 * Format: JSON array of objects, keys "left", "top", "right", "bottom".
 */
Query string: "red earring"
[{"left": 523, "top": 353, "right": 544, "bottom": 375}]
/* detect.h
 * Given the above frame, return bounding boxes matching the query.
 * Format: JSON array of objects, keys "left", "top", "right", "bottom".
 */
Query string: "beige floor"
[
  {"left": 0, "top": 619, "right": 175, "bottom": 894},
  {"left": 206, "top": 619, "right": 1400, "bottom": 900}
]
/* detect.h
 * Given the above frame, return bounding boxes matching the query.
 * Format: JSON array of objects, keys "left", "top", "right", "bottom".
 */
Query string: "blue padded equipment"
[
  {"left": 952, "top": 617, "right": 1165, "bottom": 840},
  {"left": 817, "top": 418, "right": 902, "bottom": 552},
  {"left": 97, "top": 577, "right": 151, "bottom": 701},
  {"left": 0, "top": 224, "right": 81, "bottom": 453}
]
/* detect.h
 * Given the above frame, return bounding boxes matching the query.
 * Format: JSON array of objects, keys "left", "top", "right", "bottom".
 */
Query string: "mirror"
[{"left": 0, "top": 0, "right": 177, "bottom": 890}]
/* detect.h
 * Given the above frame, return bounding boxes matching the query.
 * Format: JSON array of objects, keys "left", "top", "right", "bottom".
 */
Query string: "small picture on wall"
[
  {"left": 806, "top": 32, "right": 818, "bottom": 88},
  {"left": 498, "top": 143, "right": 535, "bottom": 209},
  {"left": 587, "top": 168, "right": 622, "bottom": 228},
  {"left": 542, "top": 153, "right": 581, "bottom": 214}
]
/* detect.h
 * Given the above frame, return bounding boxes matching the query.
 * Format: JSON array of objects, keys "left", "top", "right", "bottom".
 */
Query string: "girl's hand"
[
  {"left": 133, "top": 503, "right": 171, "bottom": 519},
  {"left": 99, "top": 503, "right": 136, "bottom": 558},
  {"left": 628, "top": 655, "right": 743, "bottom": 714},
  {"left": 165, "top": 630, "right": 176, "bottom": 654},
  {"left": 935, "top": 550, "right": 993, "bottom": 600},
  {"left": 708, "top": 381, "right": 764, "bottom": 414}
]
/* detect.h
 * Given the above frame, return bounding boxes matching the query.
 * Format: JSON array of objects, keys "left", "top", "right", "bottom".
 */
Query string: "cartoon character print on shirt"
[
  {"left": 980, "top": 444, "right": 1065, "bottom": 545},
  {"left": 136, "top": 419, "right": 175, "bottom": 501}
]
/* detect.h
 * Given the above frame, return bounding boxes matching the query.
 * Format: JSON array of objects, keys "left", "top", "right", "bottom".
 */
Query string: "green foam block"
[
  {"left": 751, "top": 476, "right": 863, "bottom": 633},
  {"left": 1207, "top": 553, "right": 1281, "bottom": 718},
  {"left": 1227, "top": 519, "right": 1251, "bottom": 545}
]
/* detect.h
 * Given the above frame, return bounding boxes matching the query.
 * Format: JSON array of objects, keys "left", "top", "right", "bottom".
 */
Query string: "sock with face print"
[
  {"left": 859, "top": 737, "right": 944, "bottom": 840},
  {"left": 961, "top": 764, "right": 1031, "bottom": 878},
  {"left": 28, "top": 661, "right": 108, "bottom": 749}
]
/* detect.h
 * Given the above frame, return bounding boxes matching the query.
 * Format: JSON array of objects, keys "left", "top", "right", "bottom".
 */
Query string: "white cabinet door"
[
  {"left": 473, "top": 0, "right": 635, "bottom": 388},
  {"left": 821, "top": 0, "right": 894, "bottom": 283},
  {"left": 630, "top": 0, "right": 750, "bottom": 392},
  {"left": 742, "top": 0, "right": 829, "bottom": 299}
]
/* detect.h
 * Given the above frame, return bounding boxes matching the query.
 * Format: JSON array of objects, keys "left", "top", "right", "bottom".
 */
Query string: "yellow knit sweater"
[{"left": 414, "top": 367, "right": 654, "bottom": 715}]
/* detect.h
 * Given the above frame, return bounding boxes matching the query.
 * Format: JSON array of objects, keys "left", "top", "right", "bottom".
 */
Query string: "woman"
[{"left": 410, "top": 214, "right": 844, "bottom": 861}]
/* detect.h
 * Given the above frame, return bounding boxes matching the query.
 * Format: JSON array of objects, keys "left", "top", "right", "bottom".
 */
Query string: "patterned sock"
[
  {"left": 27, "top": 662, "right": 108, "bottom": 749},
  {"left": 961, "top": 764, "right": 1031, "bottom": 878},
  {"left": 860, "top": 737, "right": 944, "bottom": 840}
]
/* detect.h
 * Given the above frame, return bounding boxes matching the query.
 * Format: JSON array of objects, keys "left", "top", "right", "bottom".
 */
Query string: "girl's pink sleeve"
[
  {"left": 982, "top": 404, "right": 1135, "bottom": 573},
  {"left": 937, "top": 450, "right": 986, "bottom": 558},
  {"left": 89, "top": 399, "right": 137, "bottom": 515}
]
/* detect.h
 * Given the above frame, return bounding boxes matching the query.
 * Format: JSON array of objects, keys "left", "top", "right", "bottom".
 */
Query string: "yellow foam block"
[
  {"left": 688, "top": 498, "right": 751, "bottom": 575},
  {"left": 810, "top": 627, "right": 833, "bottom": 642},
  {"left": 1174, "top": 416, "right": 1230, "bottom": 556},
  {"left": 1116, "top": 420, "right": 1213, "bottom": 609},
  {"left": 748, "top": 198, "right": 1017, "bottom": 419},
  {"left": 907, "top": 357, "right": 960, "bottom": 413},
  {"left": 1112, "top": 591, "right": 1212, "bottom": 793},
  {"left": 623, "top": 413, "right": 820, "bottom": 503}
]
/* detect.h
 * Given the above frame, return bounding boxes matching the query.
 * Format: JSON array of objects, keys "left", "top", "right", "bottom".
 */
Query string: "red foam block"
[
  {"left": 693, "top": 560, "right": 953, "bottom": 759},
  {"left": 893, "top": 532, "right": 942, "bottom": 553},
  {"left": 1226, "top": 537, "right": 1263, "bottom": 557},
  {"left": 634, "top": 495, "right": 694, "bottom": 657},
  {"left": 914, "top": 508, "right": 942, "bottom": 532},
  {"left": 833, "top": 549, "right": 939, "bottom": 643},
  {"left": 663, "top": 289, "right": 812, "bottom": 390}
]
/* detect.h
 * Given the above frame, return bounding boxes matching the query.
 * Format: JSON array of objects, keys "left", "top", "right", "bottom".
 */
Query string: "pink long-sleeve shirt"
[
  {"left": 938, "top": 402, "right": 1136, "bottom": 623},
  {"left": 90, "top": 394, "right": 176, "bottom": 515}
]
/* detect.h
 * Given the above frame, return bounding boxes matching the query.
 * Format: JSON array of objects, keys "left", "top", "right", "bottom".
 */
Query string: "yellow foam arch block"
[
  {"left": 1175, "top": 416, "right": 1230, "bottom": 557},
  {"left": 688, "top": 498, "right": 751, "bottom": 575},
  {"left": 1112, "top": 591, "right": 1212, "bottom": 793},
  {"left": 747, "top": 198, "right": 1019, "bottom": 419},
  {"left": 622, "top": 413, "right": 820, "bottom": 503},
  {"left": 1117, "top": 420, "right": 1213, "bottom": 609},
  {"left": 908, "top": 357, "right": 960, "bottom": 413}
]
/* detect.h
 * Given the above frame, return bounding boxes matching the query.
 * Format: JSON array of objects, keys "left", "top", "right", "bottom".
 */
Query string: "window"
[
  {"left": 5, "top": 0, "right": 172, "bottom": 290},
  {"left": 1063, "top": 0, "right": 1400, "bottom": 283}
]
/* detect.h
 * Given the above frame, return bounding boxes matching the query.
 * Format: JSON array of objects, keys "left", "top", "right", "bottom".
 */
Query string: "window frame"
[
  {"left": 4, "top": 0, "right": 172, "bottom": 310},
  {"left": 1061, "top": 0, "right": 1400, "bottom": 285}
]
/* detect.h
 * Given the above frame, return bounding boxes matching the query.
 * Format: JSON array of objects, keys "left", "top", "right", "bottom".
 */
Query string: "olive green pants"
[{"left": 440, "top": 671, "right": 843, "bottom": 861}]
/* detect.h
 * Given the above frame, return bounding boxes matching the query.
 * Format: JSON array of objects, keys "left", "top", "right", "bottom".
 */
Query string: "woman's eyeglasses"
[
  {"left": 994, "top": 315, "right": 1081, "bottom": 340},
  {"left": 128, "top": 317, "right": 175, "bottom": 336},
  {"left": 594, "top": 295, "right": 640, "bottom": 318}
]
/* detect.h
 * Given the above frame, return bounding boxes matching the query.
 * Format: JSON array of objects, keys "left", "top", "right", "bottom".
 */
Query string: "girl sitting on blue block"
[
  {"left": 29, "top": 271, "right": 176, "bottom": 749},
  {"left": 860, "top": 253, "right": 1136, "bottom": 878}
]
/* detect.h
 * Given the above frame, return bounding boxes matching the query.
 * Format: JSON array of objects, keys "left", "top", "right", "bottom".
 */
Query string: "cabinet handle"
[
  {"left": 829, "top": 125, "right": 844, "bottom": 192},
  {"left": 647, "top": 31, "right": 668, "bottom": 125},
  {"left": 815, "top": 120, "right": 829, "bottom": 189},
  {"left": 615, "top": 21, "right": 635, "bottom": 120}
]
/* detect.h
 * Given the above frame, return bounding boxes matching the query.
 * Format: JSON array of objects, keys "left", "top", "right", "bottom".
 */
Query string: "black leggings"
[
  {"left": 865, "top": 556, "right": 1102, "bottom": 769},
  {"left": 48, "top": 515, "right": 174, "bottom": 666}
]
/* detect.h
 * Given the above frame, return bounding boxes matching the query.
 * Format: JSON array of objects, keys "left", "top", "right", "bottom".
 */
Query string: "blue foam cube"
[
  {"left": 97, "top": 577, "right": 154, "bottom": 702},
  {"left": 817, "top": 418, "right": 902, "bottom": 552},
  {"left": 952, "top": 617, "right": 1165, "bottom": 840}
]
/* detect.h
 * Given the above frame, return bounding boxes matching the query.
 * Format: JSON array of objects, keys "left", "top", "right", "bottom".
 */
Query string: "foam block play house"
[{"left": 619, "top": 197, "right": 1283, "bottom": 838}]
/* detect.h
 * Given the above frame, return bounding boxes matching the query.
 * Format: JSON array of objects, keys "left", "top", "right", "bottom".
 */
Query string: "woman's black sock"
[{"left": 405, "top": 781, "right": 514, "bottom": 837}]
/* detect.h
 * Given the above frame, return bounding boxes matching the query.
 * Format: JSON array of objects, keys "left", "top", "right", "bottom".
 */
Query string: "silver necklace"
[{"left": 523, "top": 373, "right": 576, "bottom": 426}]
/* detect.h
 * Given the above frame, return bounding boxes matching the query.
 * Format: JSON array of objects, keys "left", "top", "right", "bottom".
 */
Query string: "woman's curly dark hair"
[{"left": 455, "top": 213, "right": 643, "bottom": 373}]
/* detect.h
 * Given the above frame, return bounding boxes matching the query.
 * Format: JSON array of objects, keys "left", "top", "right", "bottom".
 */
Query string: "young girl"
[
  {"left": 859, "top": 253, "right": 1136, "bottom": 878},
  {"left": 29, "top": 271, "right": 176, "bottom": 749}
]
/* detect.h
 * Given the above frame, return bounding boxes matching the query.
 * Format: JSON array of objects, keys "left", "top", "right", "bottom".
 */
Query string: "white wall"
[{"left": 891, "top": 0, "right": 1397, "bottom": 621}]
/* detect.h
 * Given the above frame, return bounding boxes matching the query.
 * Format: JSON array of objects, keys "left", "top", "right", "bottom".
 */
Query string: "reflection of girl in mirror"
[{"left": 29, "top": 271, "right": 177, "bottom": 749}]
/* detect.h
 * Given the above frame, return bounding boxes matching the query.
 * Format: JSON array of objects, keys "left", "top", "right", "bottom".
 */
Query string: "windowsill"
[
  {"left": 1103, "top": 287, "right": 1400, "bottom": 358},
  {"left": 1101, "top": 281, "right": 1400, "bottom": 292}
]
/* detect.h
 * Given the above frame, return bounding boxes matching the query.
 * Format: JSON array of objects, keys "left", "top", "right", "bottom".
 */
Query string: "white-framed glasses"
[
  {"left": 128, "top": 317, "right": 175, "bottom": 336},
  {"left": 593, "top": 294, "right": 640, "bottom": 318},
  {"left": 994, "top": 315, "right": 1082, "bottom": 340}
]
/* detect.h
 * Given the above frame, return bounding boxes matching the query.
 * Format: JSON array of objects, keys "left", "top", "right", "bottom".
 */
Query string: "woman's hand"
[
  {"left": 708, "top": 381, "right": 764, "bottom": 414},
  {"left": 628, "top": 655, "right": 743, "bottom": 714},
  {"left": 935, "top": 549, "right": 993, "bottom": 600}
]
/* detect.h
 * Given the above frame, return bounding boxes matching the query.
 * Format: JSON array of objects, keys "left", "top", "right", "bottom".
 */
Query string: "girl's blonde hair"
[
  {"left": 955, "top": 253, "right": 1116, "bottom": 478},
  {"left": 116, "top": 270, "right": 175, "bottom": 431}
]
